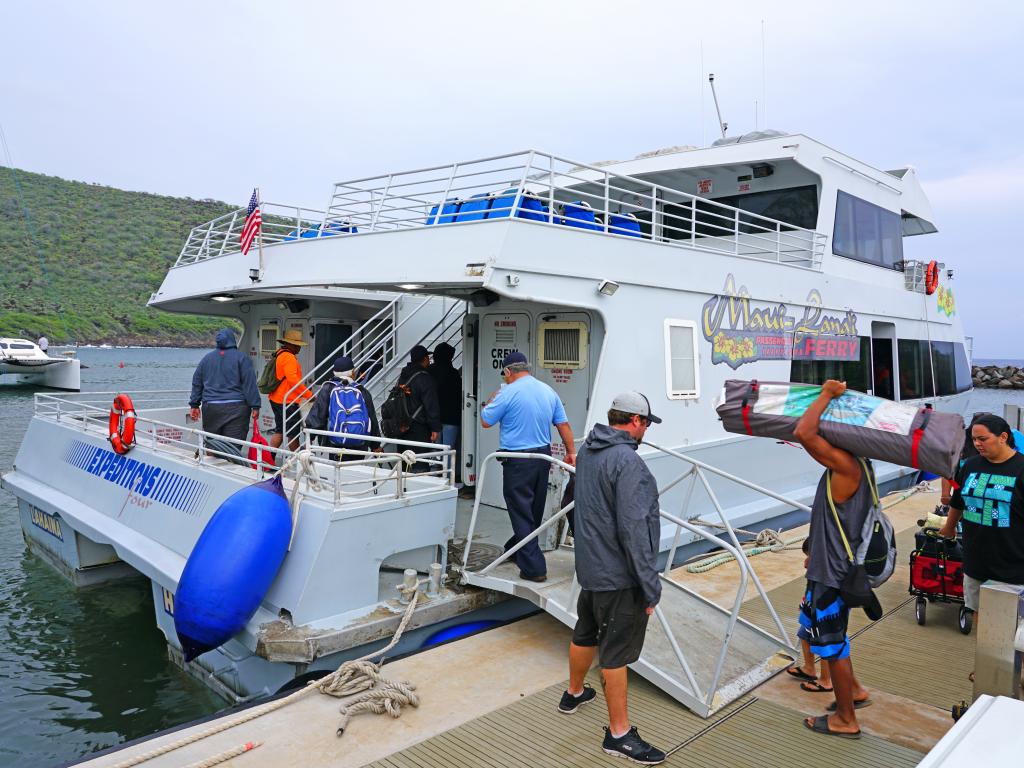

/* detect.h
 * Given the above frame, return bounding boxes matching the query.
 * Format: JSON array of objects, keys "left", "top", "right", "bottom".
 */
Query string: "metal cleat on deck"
[{"left": 459, "top": 449, "right": 801, "bottom": 719}]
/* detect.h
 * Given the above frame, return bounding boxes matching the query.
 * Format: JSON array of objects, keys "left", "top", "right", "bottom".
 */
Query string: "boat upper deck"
[{"left": 174, "top": 149, "right": 828, "bottom": 273}]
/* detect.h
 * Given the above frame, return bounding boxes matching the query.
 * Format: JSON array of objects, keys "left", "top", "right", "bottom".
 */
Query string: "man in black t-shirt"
[{"left": 946, "top": 414, "right": 1024, "bottom": 628}]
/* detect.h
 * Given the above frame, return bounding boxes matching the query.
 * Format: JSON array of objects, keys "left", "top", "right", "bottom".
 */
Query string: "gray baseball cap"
[{"left": 610, "top": 391, "right": 662, "bottom": 424}]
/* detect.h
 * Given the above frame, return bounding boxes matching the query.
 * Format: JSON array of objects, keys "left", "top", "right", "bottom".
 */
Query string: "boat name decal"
[
  {"left": 63, "top": 439, "right": 209, "bottom": 516},
  {"left": 701, "top": 274, "right": 860, "bottom": 369},
  {"left": 937, "top": 285, "right": 955, "bottom": 317},
  {"left": 30, "top": 507, "right": 64, "bottom": 541}
]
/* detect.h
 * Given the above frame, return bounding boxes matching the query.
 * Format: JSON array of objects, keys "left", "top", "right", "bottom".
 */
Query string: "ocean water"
[
  {"left": 0, "top": 348, "right": 225, "bottom": 767},
  {"left": 2, "top": 349, "right": 1024, "bottom": 766}
]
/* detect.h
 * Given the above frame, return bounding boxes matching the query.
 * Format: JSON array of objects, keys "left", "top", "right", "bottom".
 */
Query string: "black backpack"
[{"left": 380, "top": 370, "right": 425, "bottom": 437}]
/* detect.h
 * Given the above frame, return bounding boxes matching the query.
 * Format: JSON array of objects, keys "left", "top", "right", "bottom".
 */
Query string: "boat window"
[
  {"left": 663, "top": 320, "right": 699, "bottom": 399},
  {"left": 789, "top": 336, "right": 872, "bottom": 393},
  {"left": 661, "top": 185, "right": 818, "bottom": 242},
  {"left": 0, "top": 343, "right": 6, "bottom": 349},
  {"left": 10, "top": 343, "right": 35, "bottom": 350},
  {"left": 931, "top": 340, "right": 972, "bottom": 396},
  {"left": 897, "top": 339, "right": 934, "bottom": 399},
  {"left": 832, "top": 191, "right": 903, "bottom": 268}
]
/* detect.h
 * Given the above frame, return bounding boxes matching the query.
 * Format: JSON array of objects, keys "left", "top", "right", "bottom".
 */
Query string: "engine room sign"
[{"left": 701, "top": 274, "right": 860, "bottom": 369}]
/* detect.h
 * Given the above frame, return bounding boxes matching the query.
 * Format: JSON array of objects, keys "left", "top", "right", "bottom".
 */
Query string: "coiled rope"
[{"left": 683, "top": 481, "right": 931, "bottom": 573}]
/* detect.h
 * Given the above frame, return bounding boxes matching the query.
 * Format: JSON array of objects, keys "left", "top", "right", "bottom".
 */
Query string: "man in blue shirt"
[
  {"left": 481, "top": 352, "right": 575, "bottom": 582},
  {"left": 189, "top": 328, "right": 260, "bottom": 444}
]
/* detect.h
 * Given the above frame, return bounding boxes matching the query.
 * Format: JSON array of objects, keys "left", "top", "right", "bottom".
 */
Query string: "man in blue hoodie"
[
  {"left": 189, "top": 329, "right": 261, "bottom": 443},
  {"left": 559, "top": 392, "right": 665, "bottom": 765}
]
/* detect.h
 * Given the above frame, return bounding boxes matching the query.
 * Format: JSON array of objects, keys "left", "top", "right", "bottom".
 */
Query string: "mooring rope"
[
  {"left": 106, "top": 588, "right": 422, "bottom": 768},
  {"left": 180, "top": 741, "right": 261, "bottom": 768}
]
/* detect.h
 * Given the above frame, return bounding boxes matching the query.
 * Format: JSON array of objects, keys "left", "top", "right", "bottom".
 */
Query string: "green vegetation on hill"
[{"left": 0, "top": 166, "right": 239, "bottom": 345}]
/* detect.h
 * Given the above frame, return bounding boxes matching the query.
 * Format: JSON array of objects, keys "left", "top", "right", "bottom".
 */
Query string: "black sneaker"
[
  {"left": 602, "top": 726, "right": 666, "bottom": 765},
  {"left": 557, "top": 684, "right": 596, "bottom": 714}
]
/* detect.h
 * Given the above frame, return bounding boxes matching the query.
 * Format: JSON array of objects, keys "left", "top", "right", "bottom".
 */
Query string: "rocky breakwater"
[{"left": 972, "top": 364, "right": 1024, "bottom": 389}]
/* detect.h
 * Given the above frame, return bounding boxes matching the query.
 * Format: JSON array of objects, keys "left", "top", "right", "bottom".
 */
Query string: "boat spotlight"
[
  {"left": 249, "top": 268, "right": 261, "bottom": 282},
  {"left": 398, "top": 283, "right": 425, "bottom": 290},
  {"left": 210, "top": 294, "right": 235, "bottom": 302},
  {"left": 597, "top": 279, "right": 619, "bottom": 296}
]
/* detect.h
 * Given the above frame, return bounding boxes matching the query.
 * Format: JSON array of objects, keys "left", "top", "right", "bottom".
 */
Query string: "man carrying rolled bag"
[{"left": 793, "top": 379, "right": 873, "bottom": 739}]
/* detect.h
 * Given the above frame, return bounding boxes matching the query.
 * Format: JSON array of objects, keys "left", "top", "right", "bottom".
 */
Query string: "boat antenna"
[{"left": 708, "top": 74, "right": 728, "bottom": 139}]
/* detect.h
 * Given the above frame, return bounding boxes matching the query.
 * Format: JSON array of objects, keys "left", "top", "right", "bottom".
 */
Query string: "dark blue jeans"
[{"left": 501, "top": 447, "right": 551, "bottom": 578}]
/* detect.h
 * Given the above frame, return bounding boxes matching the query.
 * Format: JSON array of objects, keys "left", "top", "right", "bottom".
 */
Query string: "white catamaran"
[{"left": 2, "top": 130, "right": 971, "bottom": 714}]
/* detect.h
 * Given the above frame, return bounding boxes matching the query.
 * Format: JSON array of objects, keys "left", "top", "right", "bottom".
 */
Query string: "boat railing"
[
  {"left": 173, "top": 151, "right": 825, "bottom": 270},
  {"left": 459, "top": 447, "right": 801, "bottom": 712},
  {"left": 325, "top": 150, "right": 826, "bottom": 268},
  {"left": 174, "top": 202, "right": 346, "bottom": 267},
  {"left": 32, "top": 392, "right": 455, "bottom": 506}
]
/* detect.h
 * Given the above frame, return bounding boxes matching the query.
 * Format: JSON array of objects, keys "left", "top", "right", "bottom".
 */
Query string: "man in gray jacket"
[
  {"left": 559, "top": 392, "right": 665, "bottom": 765},
  {"left": 189, "top": 328, "right": 260, "bottom": 443}
]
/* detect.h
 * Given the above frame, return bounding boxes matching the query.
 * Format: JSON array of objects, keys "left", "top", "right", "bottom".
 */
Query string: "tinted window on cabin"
[
  {"left": 953, "top": 343, "right": 972, "bottom": 393},
  {"left": 833, "top": 191, "right": 904, "bottom": 268},
  {"left": 789, "top": 336, "right": 872, "bottom": 392},
  {"left": 661, "top": 185, "right": 819, "bottom": 241},
  {"left": 897, "top": 339, "right": 935, "bottom": 399}
]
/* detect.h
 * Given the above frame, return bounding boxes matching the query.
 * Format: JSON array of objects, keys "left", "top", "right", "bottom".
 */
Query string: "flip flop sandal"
[
  {"left": 827, "top": 699, "right": 872, "bottom": 711},
  {"left": 786, "top": 667, "right": 818, "bottom": 683},
  {"left": 804, "top": 715, "right": 862, "bottom": 739},
  {"left": 801, "top": 681, "right": 834, "bottom": 693}
]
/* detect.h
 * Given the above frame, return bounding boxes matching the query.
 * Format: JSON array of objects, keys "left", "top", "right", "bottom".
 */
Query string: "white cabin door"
[
  {"left": 477, "top": 312, "right": 531, "bottom": 506},
  {"left": 532, "top": 312, "right": 591, "bottom": 463},
  {"left": 460, "top": 314, "right": 479, "bottom": 486}
]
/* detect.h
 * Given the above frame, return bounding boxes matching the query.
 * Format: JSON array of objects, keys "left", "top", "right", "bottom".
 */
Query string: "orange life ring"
[
  {"left": 109, "top": 393, "right": 137, "bottom": 455},
  {"left": 925, "top": 260, "right": 939, "bottom": 295}
]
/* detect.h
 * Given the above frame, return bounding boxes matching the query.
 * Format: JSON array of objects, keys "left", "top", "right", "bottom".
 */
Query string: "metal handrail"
[
  {"left": 460, "top": 448, "right": 798, "bottom": 710},
  {"left": 31, "top": 392, "right": 453, "bottom": 505}
]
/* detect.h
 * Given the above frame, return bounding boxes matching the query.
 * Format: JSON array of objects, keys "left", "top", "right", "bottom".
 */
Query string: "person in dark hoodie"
[
  {"left": 560, "top": 392, "right": 665, "bottom": 765},
  {"left": 394, "top": 345, "right": 441, "bottom": 471},
  {"left": 189, "top": 328, "right": 260, "bottom": 443}
]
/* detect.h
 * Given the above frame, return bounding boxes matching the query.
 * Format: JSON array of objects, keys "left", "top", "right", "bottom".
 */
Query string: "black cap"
[
  {"left": 409, "top": 345, "right": 429, "bottom": 363},
  {"left": 501, "top": 351, "right": 528, "bottom": 368}
]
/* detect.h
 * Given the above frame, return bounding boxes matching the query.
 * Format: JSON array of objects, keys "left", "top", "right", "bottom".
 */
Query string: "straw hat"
[{"left": 278, "top": 328, "right": 308, "bottom": 347}]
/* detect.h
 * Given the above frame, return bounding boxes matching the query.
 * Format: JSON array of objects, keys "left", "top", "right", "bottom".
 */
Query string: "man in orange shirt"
[{"left": 268, "top": 328, "right": 314, "bottom": 451}]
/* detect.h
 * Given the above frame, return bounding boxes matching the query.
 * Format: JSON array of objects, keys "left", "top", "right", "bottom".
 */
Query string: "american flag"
[{"left": 239, "top": 189, "right": 262, "bottom": 255}]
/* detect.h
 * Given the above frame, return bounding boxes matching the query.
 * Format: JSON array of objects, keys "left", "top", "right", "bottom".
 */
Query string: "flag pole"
[{"left": 256, "top": 186, "right": 264, "bottom": 277}]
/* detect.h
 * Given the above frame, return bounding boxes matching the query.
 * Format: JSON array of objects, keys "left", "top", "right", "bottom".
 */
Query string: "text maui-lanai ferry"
[{"left": 1, "top": 129, "right": 971, "bottom": 710}]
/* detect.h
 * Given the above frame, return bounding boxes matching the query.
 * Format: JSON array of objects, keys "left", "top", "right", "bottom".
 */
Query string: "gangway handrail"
[
  {"left": 642, "top": 439, "right": 804, "bottom": 648},
  {"left": 460, "top": 450, "right": 796, "bottom": 711}
]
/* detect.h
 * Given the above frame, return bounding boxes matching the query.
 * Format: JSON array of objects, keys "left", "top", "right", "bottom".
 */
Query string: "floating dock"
[{"left": 77, "top": 484, "right": 972, "bottom": 768}]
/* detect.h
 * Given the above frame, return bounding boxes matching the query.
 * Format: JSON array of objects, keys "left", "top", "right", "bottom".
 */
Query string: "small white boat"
[{"left": 0, "top": 337, "right": 81, "bottom": 390}]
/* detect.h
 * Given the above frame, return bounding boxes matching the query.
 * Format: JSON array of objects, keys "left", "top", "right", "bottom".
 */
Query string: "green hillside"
[{"left": 0, "top": 166, "right": 238, "bottom": 345}]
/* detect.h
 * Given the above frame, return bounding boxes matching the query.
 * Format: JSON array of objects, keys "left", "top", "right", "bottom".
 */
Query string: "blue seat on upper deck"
[
  {"left": 299, "top": 225, "right": 322, "bottom": 238},
  {"left": 609, "top": 212, "right": 642, "bottom": 237},
  {"left": 455, "top": 193, "right": 492, "bottom": 222},
  {"left": 427, "top": 198, "right": 461, "bottom": 225},
  {"left": 562, "top": 201, "right": 601, "bottom": 231},
  {"left": 487, "top": 190, "right": 548, "bottom": 221},
  {"left": 321, "top": 221, "right": 357, "bottom": 236}
]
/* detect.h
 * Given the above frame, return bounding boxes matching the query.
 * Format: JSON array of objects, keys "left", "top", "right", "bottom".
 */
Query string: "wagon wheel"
[
  {"left": 959, "top": 606, "right": 973, "bottom": 635},
  {"left": 915, "top": 596, "right": 927, "bottom": 626}
]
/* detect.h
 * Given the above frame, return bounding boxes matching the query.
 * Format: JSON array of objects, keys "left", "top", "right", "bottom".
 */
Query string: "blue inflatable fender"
[{"left": 174, "top": 475, "right": 292, "bottom": 662}]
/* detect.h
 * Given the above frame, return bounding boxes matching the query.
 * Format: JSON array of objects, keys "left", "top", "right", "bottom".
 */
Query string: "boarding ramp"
[{"left": 459, "top": 447, "right": 806, "bottom": 718}]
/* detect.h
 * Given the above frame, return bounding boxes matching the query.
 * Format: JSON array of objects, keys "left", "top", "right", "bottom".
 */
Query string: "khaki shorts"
[{"left": 963, "top": 575, "right": 1024, "bottom": 612}]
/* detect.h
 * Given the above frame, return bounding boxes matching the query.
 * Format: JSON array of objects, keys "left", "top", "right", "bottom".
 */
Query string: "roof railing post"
[{"left": 370, "top": 175, "right": 393, "bottom": 232}]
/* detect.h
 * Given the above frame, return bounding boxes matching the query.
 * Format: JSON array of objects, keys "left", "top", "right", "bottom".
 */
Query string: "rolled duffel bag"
[{"left": 716, "top": 380, "right": 965, "bottom": 478}]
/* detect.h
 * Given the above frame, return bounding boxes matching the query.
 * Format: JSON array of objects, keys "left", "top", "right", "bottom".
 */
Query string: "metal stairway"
[{"left": 459, "top": 448, "right": 805, "bottom": 719}]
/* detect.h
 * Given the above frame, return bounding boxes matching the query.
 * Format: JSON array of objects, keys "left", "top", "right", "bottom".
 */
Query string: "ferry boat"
[
  {"left": 0, "top": 337, "right": 80, "bottom": 389},
  {"left": 1, "top": 130, "right": 972, "bottom": 713}
]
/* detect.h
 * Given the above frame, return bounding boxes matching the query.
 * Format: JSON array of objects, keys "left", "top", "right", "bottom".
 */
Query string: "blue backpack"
[{"left": 327, "top": 383, "right": 370, "bottom": 447}]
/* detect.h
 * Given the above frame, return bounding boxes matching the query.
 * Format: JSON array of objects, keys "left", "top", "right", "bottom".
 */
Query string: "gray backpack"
[{"left": 827, "top": 458, "right": 897, "bottom": 589}]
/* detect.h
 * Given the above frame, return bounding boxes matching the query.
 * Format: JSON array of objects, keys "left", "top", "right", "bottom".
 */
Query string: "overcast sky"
[{"left": 2, "top": 1, "right": 1021, "bottom": 356}]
